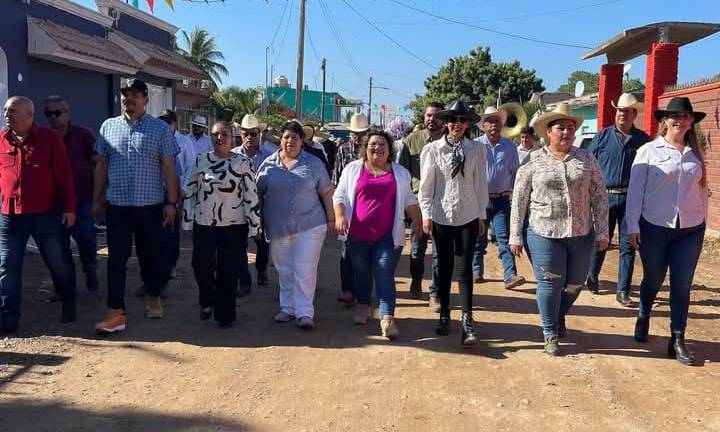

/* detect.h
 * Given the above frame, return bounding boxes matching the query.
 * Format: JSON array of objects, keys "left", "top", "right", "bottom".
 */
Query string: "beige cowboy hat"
[
  {"left": 612, "top": 93, "right": 643, "bottom": 111},
  {"left": 479, "top": 106, "right": 508, "bottom": 125},
  {"left": 231, "top": 121, "right": 242, "bottom": 137},
  {"left": 239, "top": 113, "right": 267, "bottom": 131},
  {"left": 191, "top": 115, "right": 208, "bottom": 128},
  {"left": 348, "top": 113, "right": 370, "bottom": 133},
  {"left": 533, "top": 103, "right": 584, "bottom": 137},
  {"left": 312, "top": 127, "right": 330, "bottom": 143}
]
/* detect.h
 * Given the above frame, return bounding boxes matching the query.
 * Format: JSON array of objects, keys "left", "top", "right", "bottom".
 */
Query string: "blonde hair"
[{"left": 658, "top": 119, "right": 707, "bottom": 188}]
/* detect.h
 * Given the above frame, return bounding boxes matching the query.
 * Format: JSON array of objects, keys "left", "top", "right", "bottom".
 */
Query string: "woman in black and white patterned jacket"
[{"left": 182, "top": 121, "right": 260, "bottom": 328}]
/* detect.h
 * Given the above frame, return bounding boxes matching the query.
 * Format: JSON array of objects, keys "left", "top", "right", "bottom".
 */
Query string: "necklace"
[{"left": 365, "top": 161, "right": 389, "bottom": 177}]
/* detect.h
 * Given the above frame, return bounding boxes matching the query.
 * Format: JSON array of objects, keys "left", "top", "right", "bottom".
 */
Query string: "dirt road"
[{"left": 1, "top": 235, "right": 719, "bottom": 431}]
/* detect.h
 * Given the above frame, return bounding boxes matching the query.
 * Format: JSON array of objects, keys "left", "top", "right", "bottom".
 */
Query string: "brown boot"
[
  {"left": 145, "top": 296, "right": 164, "bottom": 319},
  {"left": 95, "top": 308, "right": 126, "bottom": 334}
]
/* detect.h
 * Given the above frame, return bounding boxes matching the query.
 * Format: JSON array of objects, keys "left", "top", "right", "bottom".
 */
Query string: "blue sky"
[{"left": 76, "top": 0, "right": 720, "bottom": 112}]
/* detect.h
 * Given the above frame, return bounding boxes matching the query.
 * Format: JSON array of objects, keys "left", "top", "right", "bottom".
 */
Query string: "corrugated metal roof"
[{"left": 111, "top": 31, "right": 206, "bottom": 81}]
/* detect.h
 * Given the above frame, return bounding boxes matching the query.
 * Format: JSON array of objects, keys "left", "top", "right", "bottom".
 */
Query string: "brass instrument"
[{"left": 499, "top": 102, "right": 528, "bottom": 139}]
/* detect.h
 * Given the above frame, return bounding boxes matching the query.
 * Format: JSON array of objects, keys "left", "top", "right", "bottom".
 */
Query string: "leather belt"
[
  {"left": 489, "top": 192, "right": 512, "bottom": 199},
  {"left": 606, "top": 187, "right": 628, "bottom": 194}
]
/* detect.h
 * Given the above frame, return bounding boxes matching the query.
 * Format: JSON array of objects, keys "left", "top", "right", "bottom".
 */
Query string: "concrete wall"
[{"left": 659, "top": 81, "right": 720, "bottom": 235}]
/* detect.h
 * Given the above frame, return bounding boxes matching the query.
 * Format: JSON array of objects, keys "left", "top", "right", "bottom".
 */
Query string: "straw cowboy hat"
[
  {"left": 348, "top": 113, "right": 370, "bottom": 133},
  {"left": 191, "top": 115, "right": 208, "bottom": 128},
  {"left": 435, "top": 101, "right": 480, "bottom": 123},
  {"left": 654, "top": 96, "right": 706, "bottom": 123},
  {"left": 479, "top": 106, "right": 508, "bottom": 125},
  {"left": 239, "top": 113, "right": 267, "bottom": 131},
  {"left": 533, "top": 103, "right": 584, "bottom": 137},
  {"left": 612, "top": 93, "right": 643, "bottom": 111},
  {"left": 312, "top": 127, "right": 331, "bottom": 143}
]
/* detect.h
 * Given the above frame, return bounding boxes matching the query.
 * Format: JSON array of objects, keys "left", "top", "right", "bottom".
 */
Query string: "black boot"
[
  {"left": 586, "top": 276, "right": 599, "bottom": 294},
  {"left": 460, "top": 312, "right": 478, "bottom": 346},
  {"left": 409, "top": 278, "right": 422, "bottom": 299},
  {"left": 409, "top": 259, "right": 424, "bottom": 299},
  {"left": 634, "top": 316, "right": 649, "bottom": 342},
  {"left": 61, "top": 302, "right": 76, "bottom": 323},
  {"left": 616, "top": 291, "right": 632, "bottom": 307},
  {"left": 668, "top": 332, "right": 695, "bottom": 366},
  {"left": 257, "top": 271, "right": 268, "bottom": 286},
  {"left": 558, "top": 317, "right": 567, "bottom": 338},
  {"left": 435, "top": 313, "right": 450, "bottom": 336}
]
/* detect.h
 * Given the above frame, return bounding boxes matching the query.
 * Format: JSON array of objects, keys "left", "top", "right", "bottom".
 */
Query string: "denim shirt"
[
  {"left": 256, "top": 150, "right": 332, "bottom": 241},
  {"left": 587, "top": 125, "right": 650, "bottom": 189},
  {"left": 232, "top": 145, "right": 274, "bottom": 171},
  {"left": 475, "top": 135, "right": 520, "bottom": 194}
]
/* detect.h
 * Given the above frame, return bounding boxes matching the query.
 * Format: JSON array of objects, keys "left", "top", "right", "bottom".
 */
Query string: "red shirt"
[
  {"left": 61, "top": 124, "right": 96, "bottom": 201},
  {"left": 0, "top": 125, "right": 77, "bottom": 215}
]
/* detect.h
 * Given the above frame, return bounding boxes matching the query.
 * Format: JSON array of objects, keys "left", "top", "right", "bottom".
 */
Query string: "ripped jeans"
[{"left": 525, "top": 226, "right": 595, "bottom": 337}]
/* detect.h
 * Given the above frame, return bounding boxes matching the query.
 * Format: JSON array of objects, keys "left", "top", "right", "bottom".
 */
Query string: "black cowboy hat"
[
  {"left": 654, "top": 97, "right": 706, "bottom": 123},
  {"left": 435, "top": 101, "right": 480, "bottom": 123}
]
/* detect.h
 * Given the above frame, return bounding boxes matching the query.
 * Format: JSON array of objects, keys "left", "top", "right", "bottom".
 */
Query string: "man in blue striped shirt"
[{"left": 92, "top": 79, "right": 180, "bottom": 334}]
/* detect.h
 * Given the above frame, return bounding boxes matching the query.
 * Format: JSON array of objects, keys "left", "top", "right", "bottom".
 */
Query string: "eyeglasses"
[
  {"left": 44, "top": 110, "right": 64, "bottom": 118},
  {"left": 210, "top": 132, "right": 231, "bottom": 138},
  {"left": 447, "top": 116, "right": 469, "bottom": 124},
  {"left": 241, "top": 130, "right": 259, "bottom": 137}
]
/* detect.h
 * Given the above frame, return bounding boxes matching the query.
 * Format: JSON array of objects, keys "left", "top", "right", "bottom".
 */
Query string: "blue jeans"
[
  {"left": 473, "top": 196, "right": 517, "bottom": 281},
  {"left": 0, "top": 210, "right": 76, "bottom": 320},
  {"left": 637, "top": 218, "right": 705, "bottom": 333},
  {"left": 409, "top": 230, "right": 438, "bottom": 297},
  {"left": 526, "top": 227, "right": 594, "bottom": 337},
  {"left": 587, "top": 193, "right": 635, "bottom": 293},
  {"left": 66, "top": 200, "right": 97, "bottom": 278},
  {"left": 347, "top": 234, "right": 402, "bottom": 317}
]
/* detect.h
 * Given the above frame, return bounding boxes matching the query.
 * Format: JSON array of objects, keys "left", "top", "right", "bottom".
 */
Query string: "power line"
[
  {"left": 339, "top": 0, "right": 437, "bottom": 69},
  {"left": 317, "top": 0, "right": 363, "bottom": 78},
  {"left": 268, "top": 0, "right": 290, "bottom": 52},
  {"left": 272, "top": 0, "right": 294, "bottom": 64},
  {"left": 473, "top": 0, "right": 626, "bottom": 23},
  {"left": 387, "top": 0, "right": 595, "bottom": 50},
  {"left": 304, "top": 14, "right": 323, "bottom": 63}
]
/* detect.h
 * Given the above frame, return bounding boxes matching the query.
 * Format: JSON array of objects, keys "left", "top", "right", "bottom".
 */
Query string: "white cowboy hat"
[
  {"left": 191, "top": 115, "right": 208, "bottom": 128},
  {"left": 239, "top": 113, "right": 267, "bottom": 131},
  {"left": 348, "top": 113, "right": 370, "bottom": 133},
  {"left": 612, "top": 93, "right": 643, "bottom": 111},
  {"left": 312, "top": 127, "right": 330, "bottom": 143},
  {"left": 533, "top": 103, "right": 584, "bottom": 138},
  {"left": 479, "top": 106, "right": 508, "bottom": 125}
]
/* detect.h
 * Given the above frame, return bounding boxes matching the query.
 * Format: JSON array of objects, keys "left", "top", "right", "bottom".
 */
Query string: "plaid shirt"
[
  {"left": 96, "top": 114, "right": 179, "bottom": 206},
  {"left": 332, "top": 140, "right": 360, "bottom": 185}
]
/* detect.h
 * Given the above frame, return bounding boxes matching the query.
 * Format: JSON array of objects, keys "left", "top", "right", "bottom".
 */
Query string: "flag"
[
  {"left": 165, "top": 0, "right": 174, "bottom": 10},
  {"left": 130, "top": 0, "right": 139, "bottom": 7},
  {"left": 146, "top": 0, "right": 154, "bottom": 13}
]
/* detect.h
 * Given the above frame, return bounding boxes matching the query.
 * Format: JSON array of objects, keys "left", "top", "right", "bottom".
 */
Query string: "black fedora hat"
[
  {"left": 654, "top": 97, "right": 706, "bottom": 123},
  {"left": 435, "top": 101, "right": 479, "bottom": 123}
]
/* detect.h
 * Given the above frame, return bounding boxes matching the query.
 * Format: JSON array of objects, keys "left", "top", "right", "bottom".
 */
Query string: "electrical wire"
[
  {"left": 339, "top": 0, "right": 437, "bottom": 69},
  {"left": 272, "top": 0, "right": 294, "bottom": 64},
  {"left": 386, "top": 0, "right": 595, "bottom": 49},
  {"left": 268, "top": 0, "right": 290, "bottom": 52},
  {"left": 317, "top": 0, "right": 363, "bottom": 78}
]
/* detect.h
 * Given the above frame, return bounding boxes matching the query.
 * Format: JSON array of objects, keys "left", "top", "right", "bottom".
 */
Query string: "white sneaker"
[
  {"left": 296, "top": 316, "right": 314, "bottom": 330},
  {"left": 274, "top": 311, "right": 295, "bottom": 323}
]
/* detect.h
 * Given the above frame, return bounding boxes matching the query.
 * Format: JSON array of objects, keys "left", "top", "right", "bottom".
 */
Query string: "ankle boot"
[
  {"left": 409, "top": 278, "right": 422, "bottom": 299},
  {"left": 460, "top": 312, "right": 478, "bottom": 346},
  {"left": 634, "top": 316, "right": 649, "bottom": 342},
  {"left": 435, "top": 313, "right": 450, "bottom": 336},
  {"left": 668, "top": 332, "right": 695, "bottom": 366}
]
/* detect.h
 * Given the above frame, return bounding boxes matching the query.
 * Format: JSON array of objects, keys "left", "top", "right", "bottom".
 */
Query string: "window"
[{"left": 120, "top": 77, "right": 172, "bottom": 117}]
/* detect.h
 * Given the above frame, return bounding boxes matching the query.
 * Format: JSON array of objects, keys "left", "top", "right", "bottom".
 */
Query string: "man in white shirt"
[{"left": 187, "top": 114, "right": 212, "bottom": 156}]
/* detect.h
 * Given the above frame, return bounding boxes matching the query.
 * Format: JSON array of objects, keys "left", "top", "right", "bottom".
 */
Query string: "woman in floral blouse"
[
  {"left": 509, "top": 104, "right": 609, "bottom": 356},
  {"left": 183, "top": 121, "right": 260, "bottom": 328}
]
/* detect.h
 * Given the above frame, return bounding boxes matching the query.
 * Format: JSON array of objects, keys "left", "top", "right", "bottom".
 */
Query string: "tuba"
[{"left": 499, "top": 102, "right": 528, "bottom": 139}]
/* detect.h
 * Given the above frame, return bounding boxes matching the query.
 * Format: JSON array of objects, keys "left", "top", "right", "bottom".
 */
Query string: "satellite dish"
[
  {"left": 574, "top": 80, "right": 585, "bottom": 98},
  {"left": 623, "top": 63, "right": 632, "bottom": 75}
]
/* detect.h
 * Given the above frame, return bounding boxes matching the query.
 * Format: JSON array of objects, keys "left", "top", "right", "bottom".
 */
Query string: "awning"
[
  {"left": 27, "top": 17, "right": 140, "bottom": 74},
  {"left": 582, "top": 21, "right": 720, "bottom": 63},
  {"left": 108, "top": 31, "right": 206, "bottom": 81}
]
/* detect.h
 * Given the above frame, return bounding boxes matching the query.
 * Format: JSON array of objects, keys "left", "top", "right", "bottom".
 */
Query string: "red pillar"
[
  {"left": 643, "top": 42, "right": 679, "bottom": 136},
  {"left": 597, "top": 63, "right": 624, "bottom": 131}
]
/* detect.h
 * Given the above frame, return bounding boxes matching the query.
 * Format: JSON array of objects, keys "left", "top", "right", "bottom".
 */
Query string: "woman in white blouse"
[
  {"left": 509, "top": 104, "right": 609, "bottom": 356},
  {"left": 182, "top": 121, "right": 260, "bottom": 328},
  {"left": 418, "top": 101, "right": 488, "bottom": 345},
  {"left": 626, "top": 97, "right": 709, "bottom": 366}
]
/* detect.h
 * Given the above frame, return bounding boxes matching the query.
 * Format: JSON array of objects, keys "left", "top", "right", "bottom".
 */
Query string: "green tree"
[
  {"left": 558, "top": 70, "right": 644, "bottom": 94},
  {"left": 212, "top": 86, "right": 291, "bottom": 127},
  {"left": 177, "top": 27, "right": 229, "bottom": 89},
  {"left": 410, "top": 47, "right": 544, "bottom": 123}
]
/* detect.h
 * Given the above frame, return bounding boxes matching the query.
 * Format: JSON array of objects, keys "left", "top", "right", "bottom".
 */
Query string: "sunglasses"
[
  {"left": 44, "top": 110, "right": 64, "bottom": 118},
  {"left": 241, "top": 130, "right": 259, "bottom": 137},
  {"left": 447, "top": 116, "right": 469, "bottom": 124}
]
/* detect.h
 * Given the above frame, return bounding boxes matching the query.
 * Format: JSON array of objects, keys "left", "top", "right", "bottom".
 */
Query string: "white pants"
[{"left": 270, "top": 224, "right": 327, "bottom": 319}]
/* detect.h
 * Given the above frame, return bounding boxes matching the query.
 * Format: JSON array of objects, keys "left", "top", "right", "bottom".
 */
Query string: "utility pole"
[
  {"left": 294, "top": 0, "right": 307, "bottom": 120},
  {"left": 368, "top": 76, "right": 373, "bottom": 125},
  {"left": 320, "top": 58, "right": 327, "bottom": 125}
]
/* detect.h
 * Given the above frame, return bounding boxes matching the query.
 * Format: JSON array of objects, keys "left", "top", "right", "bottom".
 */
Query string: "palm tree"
[
  {"left": 177, "top": 27, "right": 229, "bottom": 89},
  {"left": 211, "top": 87, "right": 260, "bottom": 121}
]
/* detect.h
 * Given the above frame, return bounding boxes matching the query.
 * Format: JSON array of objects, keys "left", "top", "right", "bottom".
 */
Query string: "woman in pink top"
[{"left": 333, "top": 129, "right": 421, "bottom": 339}]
